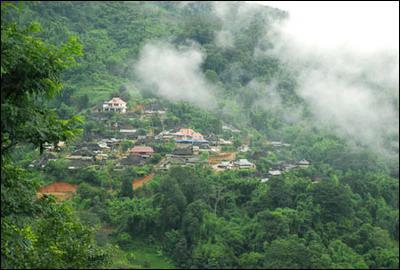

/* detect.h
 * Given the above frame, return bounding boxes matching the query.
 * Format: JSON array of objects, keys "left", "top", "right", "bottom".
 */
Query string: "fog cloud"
[
  {"left": 253, "top": 1, "right": 399, "bottom": 155},
  {"left": 134, "top": 42, "right": 217, "bottom": 110}
]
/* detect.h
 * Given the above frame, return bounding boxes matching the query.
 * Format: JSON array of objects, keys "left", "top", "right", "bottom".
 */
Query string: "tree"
[
  {"left": 328, "top": 240, "right": 368, "bottom": 269},
  {"left": 182, "top": 200, "right": 210, "bottom": 245},
  {"left": 155, "top": 176, "right": 187, "bottom": 230},
  {"left": 1, "top": 4, "right": 107, "bottom": 268},
  {"left": 264, "top": 235, "right": 312, "bottom": 269},
  {"left": 120, "top": 177, "right": 133, "bottom": 198},
  {"left": 1, "top": 4, "right": 83, "bottom": 155},
  {"left": 311, "top": 179, "right": 354, "bottom": 222},
  {"left": 192, "top": 242, "right": 236, "bottom": 269},
  {"left": 164, "top": 230, "right": 191, "bottom": 268},
  {"left": 76, "top": 94, "right": 89, "bottom": 111},
  {"left": 149, "top": 153, "right": 162, "bottom": 164},
  {"left": 239, "top": 252, "right": 264, "bottom": 269}
]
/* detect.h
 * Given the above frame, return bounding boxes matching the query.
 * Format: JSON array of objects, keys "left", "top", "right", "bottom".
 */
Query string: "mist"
[
  {"left": 250, "top": 1, "right": 400, "bottom": 156},
  {"left": 134, "top": 2, "right": 399, "bottom": 157},
  {"left": 134, "top": 41, "right": 217, "bottom": 110}
]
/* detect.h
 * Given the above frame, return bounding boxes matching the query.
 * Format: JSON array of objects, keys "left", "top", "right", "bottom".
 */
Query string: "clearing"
[
  {"left": 37, "top": 181, "right": 78, "bottom": 201},
  {"left": 132, "top": 173, "right": 155, "bottom": 190}
]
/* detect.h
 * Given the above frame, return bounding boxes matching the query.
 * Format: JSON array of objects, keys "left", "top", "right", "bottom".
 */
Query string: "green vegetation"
[
  {"left": 1, "top": 2, "right": 398, "bottom": 269},
  {"left": 1, "top": 3, "right": 108, "bottom": 268}
]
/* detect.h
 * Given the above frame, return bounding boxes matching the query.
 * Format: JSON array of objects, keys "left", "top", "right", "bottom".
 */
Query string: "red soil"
[
  {"left": 208, "top": 152, "right": 236, "bottom": 165},
  {"left": 37, "top": 181, "right": 78, "bottom": 201},
  {"left": 132, "top": 173, "right": 155, "bottom": 190}
]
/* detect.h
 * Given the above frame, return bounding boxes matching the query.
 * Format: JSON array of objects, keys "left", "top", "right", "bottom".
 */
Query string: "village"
[{"left": 34, "top": 97, "right": 310, "bottom": 199}]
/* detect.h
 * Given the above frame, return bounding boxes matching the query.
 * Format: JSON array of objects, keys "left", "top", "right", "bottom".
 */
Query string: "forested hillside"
[{"left": 1, "top": 1, "right": 398, "bottom": 269}]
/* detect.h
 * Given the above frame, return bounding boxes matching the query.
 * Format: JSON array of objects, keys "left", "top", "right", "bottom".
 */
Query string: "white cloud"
[
  {"left": 248, "top": 1, "right": 399, "bottom": 155},
  {"left": 134, "top": 42, "right": 217, "bottom": 110},
  {"left": 249, "top": 1, "right": 399, "bottom": 52}
]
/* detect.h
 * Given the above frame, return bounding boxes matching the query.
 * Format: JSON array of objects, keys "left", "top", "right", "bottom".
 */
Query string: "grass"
[{"left": 108, "top": 238, "right": 175, "bottom": 269}]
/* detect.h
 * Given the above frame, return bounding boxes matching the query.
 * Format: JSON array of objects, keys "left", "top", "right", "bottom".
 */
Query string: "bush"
[
  {"left": 150, "top": 153, "right": 162, "bottom": 164},
  {"left": 116, "top": 232, "right": 132, "bottom": 249}
]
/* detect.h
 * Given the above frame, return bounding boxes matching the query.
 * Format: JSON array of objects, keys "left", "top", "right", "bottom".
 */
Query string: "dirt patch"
[
  {"left": 208, "top": 152, "right": 236, "bottom": 165},
  {"left": 132, "top": 173, "right": 155, "bottom": 190},
  {"left": 37, "top": 181, "right": 77, "bottom": 201}
]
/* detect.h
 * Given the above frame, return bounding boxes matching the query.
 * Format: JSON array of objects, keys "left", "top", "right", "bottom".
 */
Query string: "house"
[
  {"left": 95, "top": 153, "right": 108, "bottom": 161},
  {"left": 173, "top": 143, "right": 193, "bottom": 156},
  {"left": 33, "top": 152, "right": 58, "bottom": 168},
  {"left": 135, "top": 135, "right": 147, "bottom": 145},
  {"left": 71, "top": 147, "right": 95, "bottom": 157},
  {"left": 100, "top": 138, "right": 120, "bottom": 149},
  {"left": 233, "top": 159, "right": 256, "bottom": 169},
  {"left": 269, "top": 141, "right": 283, "bottom": 147},
  {"left": 174, "top": 128, "right": 208, "bottom": 143},
  {"left": 83, "top": 142, "right": 104, "bottom": 152},
  {"left": 119, "top": 124, "right": 138, "bottom": 139},
  {"left": 217, "top": 161, "right": 232, "bottom": 169},
  {"left": 67, "top": 155, "right": 94, "bottom": 161},
  {"left": 67, "top": 159, "right": 93, "bottom": 170},
  {"left": 119, "top": 124, "right": 137, "bottom": 134},
  {"left": 283, "top": 164, "right": 298, "bottom": 172},
  {"left": 238, "top": 145, "right": 249, "bottom": 152},
  {"left": 119, "top": 155, "right": 146, "bottom": 166},
  {"left": 128, "top": 146, "right": 154, "bottom": 158},
  {"left": 222, "top": 125, "right": 241, "bottom": 133},
  {"left": 158, "top": 154, "right": 206, "bottom": 171},
  {"left": 155, "top": 130, "right": 175, "bottom": 141},
  {"left": 297, "top": 159, "right": 310, "bottom": 168},
  {"left": 101, "top": 97, "right": 127, "bottom": 113},
  {"left": 268, "top": 170, "right": 282, "bottom": 176},
  {"left": 144, "top": 103, "right": 166, "bottom": 115},
  {"left": 218, "top": 138, "right": 233, "bottom": 145},
  {"left": 98, "top": 142, "right": 111, "bottom": 150},
  {"left": 268, "top": 141, "right": 291, "bottom": 147},
  {"left": 261, "top": 178, "right": 269, "bottom": 183},
  {"left": 42, "top": 141, "right": 65, "bottom": 152},
  {"left": 205, "top": 134, "right": 219, "bottom": 146}
]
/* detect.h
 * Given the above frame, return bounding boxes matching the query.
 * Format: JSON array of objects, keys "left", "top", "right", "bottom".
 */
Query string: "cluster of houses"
[
  {"left": 214, "top": 159, "right": 256, "bottom": 171},
  {"left": 261, "top": 159, "right": 311, "bottom": 182},
  {"left": 29, "top": 96, "right": 312, "bottom": 185},
  {"left": 97, "top": 97, "right": 167, "bottom": 116},
  {"left": 158, "top": 128, "right": 213, "bottom": 170}
]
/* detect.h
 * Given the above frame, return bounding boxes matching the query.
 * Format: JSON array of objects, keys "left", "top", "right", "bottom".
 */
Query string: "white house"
[
  {"left": 102, "top": 97, "right": 127, "bottom": 113},
  {"left": 234, "top": 159, "right": 255, "bottom": 169},
  {"left": 297, "top": 159, "right": 310, "bottom": 168},
  {"left": 268, "top": 170, "right": 282, "bottom": 176}
]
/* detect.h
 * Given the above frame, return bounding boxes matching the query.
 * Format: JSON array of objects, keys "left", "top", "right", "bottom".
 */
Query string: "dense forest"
[{"left": 1, "top": 1, "right": 399, "bottom": 269}]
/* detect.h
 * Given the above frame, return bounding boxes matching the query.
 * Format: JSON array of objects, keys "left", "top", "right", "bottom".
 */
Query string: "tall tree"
[{"left": 1, "top": 3, "right": 107, "bottom": 268}]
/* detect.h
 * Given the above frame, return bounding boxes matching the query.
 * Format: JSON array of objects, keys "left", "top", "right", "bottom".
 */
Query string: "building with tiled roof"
[
  {"left": 174, "top": 128, "right": 208, "bottom": 143},
  {"left": 128, "top": 146, "right": 154, "bottom": 158},
  {"left": 102, "top": 97, "right": 127, "bottom": 113}
]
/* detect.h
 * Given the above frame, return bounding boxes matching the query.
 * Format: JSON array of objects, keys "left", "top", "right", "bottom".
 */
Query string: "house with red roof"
[
  {"left": 128, "top": 146, "right": 154, "bottom": 158},
  {"left": 102, "top": 97, "right": 127, "bottom": 113},
  {"left": 174, "top": 128, "right": 207, "bottom": 143}
]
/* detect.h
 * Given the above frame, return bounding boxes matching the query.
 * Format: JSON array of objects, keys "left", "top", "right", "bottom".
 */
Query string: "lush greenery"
[
  {"left": 1, "top": 3, "right": 110, "bottom": 268},
  {"left": 1, "top": 1, "right": 398, "bottom": 269}
]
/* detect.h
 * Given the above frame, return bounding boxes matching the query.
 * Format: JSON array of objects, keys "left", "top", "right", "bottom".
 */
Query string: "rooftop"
[
  {"left": 235, "top": 159, "right": 254, "bottom": 166},
  {"left": 106, "top": 97, "right": 126, "bottom": 105},
  {"left": 129, "top": 146, "right": 154, "bottom": 153}
]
